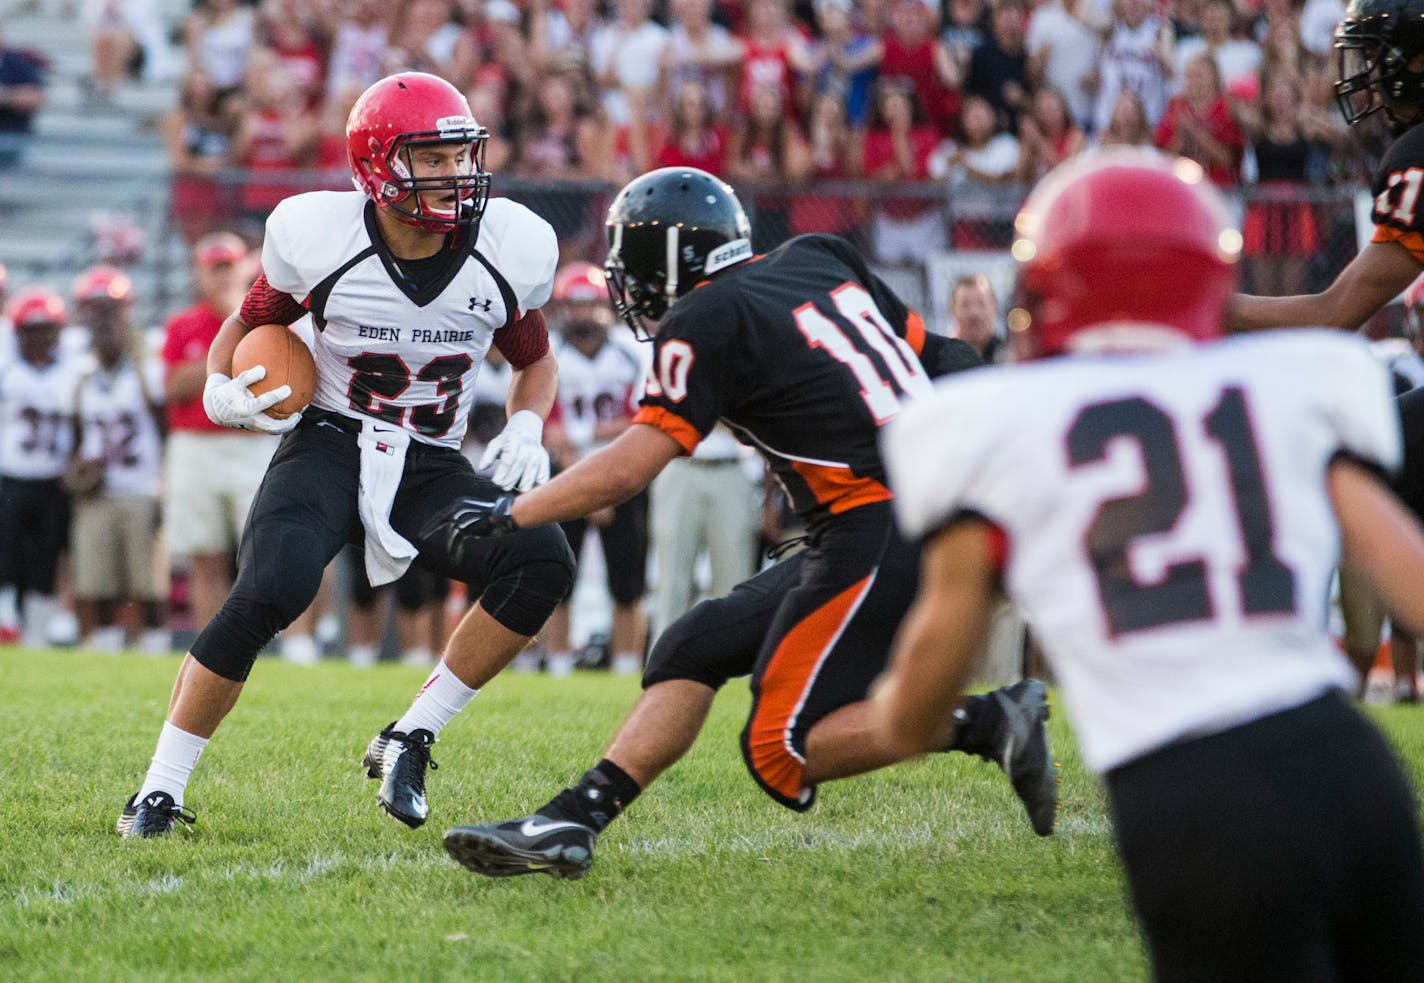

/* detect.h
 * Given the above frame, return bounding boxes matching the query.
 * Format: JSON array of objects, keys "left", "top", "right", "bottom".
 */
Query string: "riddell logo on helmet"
[{"left": 435, "top": 115, "right": 476, "bottom": 136}]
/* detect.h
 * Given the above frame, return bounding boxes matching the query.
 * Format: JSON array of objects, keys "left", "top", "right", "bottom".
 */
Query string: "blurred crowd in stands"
[{"left": 1, "top": 0, "right": 1360, "bottom": 279}]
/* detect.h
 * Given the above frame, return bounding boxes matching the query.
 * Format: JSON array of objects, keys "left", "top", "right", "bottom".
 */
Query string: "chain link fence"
[{"left": 154, "top": 171, "right": 1372, "bottom": 335}]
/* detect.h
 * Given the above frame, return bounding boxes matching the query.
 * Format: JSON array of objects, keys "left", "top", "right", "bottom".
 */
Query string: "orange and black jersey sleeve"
[
  {"left": 633, "top": 233, "right": 935, "bottom": 520},
  {"left": 1371, "top": 124, "right": 1424, "bottom": 263}
]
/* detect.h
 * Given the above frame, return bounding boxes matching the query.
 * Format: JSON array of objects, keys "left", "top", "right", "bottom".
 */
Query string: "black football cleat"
[
  {"left": 989, "top": 679, "right": 1059, "bottom": 837},
  {"left": 116, "top": 791, "right": 196, "bottom": 839},
  {"left": 363, "top": 722, "right": 438, "bottom": 829},
  {"left": 443, "top": 815, "right": 597, "bottom": 880}
]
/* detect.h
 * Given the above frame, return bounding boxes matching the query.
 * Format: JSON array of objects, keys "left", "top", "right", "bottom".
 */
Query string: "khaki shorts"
[
  {"left": 163, "top": 431, "right": 278, "bottom": 557},
  {"left": 72, "top": 496, "right": 163, "bottom": 599}
]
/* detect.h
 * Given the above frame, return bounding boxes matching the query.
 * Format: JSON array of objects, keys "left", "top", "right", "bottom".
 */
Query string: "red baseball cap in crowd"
[{"left": 194, "top": 232, "right": 248, "bottom": 268}]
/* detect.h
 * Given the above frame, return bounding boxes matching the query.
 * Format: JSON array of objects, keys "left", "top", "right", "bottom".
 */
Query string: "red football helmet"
[
  {"left": 73, "top": 264, "right": 135, "bottom": 306},
  {"left": 1012, "top": 148, "right": 1240, "bottom": 358},
  {"left": 346, "top": 72, "right": 491, "bottom": 235},
  {"left": 552, "top": 262, "right": 607, "bottom": 304},
  {"left": 5, "top": 285, "right": 67, "bottom": 329}
]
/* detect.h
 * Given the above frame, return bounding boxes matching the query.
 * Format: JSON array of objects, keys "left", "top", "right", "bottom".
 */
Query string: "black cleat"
[
  {"left": 443, "top": 814, "right": 597, "bottom": 880},
  {"left": 116, "top": 791, "right": 196, "bottom": 839},
  {"left": 989, "top": 679, "right": 1059, "bottom": 837},
  {"left": 363, "top": 722, "right": 438, "bottom": 829}
]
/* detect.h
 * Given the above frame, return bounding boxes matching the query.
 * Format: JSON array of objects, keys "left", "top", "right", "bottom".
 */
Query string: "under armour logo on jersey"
[{"left": 468, "top": 297, "right": 494, "bottom": 313}]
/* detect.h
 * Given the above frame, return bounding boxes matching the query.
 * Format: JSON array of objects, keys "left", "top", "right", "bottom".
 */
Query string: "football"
[{"left": 231, "top": 323, "right": 317, "bottom": 420}]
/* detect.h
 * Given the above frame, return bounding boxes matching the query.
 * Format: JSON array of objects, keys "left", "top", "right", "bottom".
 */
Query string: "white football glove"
[
  {"left": 479, "top": 409, "right": 551, "bottom": 492},
  {"left": 202, "top": 368, "right": 301, "bottom": 435}
]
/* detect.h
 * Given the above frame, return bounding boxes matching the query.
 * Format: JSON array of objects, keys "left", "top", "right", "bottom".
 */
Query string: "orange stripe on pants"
[{"left": 745, "top": 574, "right": 872, "bottom": 805}]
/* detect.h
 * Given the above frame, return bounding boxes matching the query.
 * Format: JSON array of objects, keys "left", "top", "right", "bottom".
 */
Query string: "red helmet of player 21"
[
  {"left": 1009, "top": 148, "right": 1242, "bottom": 358},
  {"left": 345, "top": 72, "right": 491, "bottom": 235}
]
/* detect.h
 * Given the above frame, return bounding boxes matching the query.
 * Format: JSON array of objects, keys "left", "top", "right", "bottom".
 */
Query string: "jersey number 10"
[{"left": 1067, "top": 387, "right": 1298, "bottom": 638}]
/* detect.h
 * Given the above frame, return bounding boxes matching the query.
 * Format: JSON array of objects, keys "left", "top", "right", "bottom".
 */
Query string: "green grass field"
[{"left": 5, "top": 648, "right": 1424, "bottom": 982}]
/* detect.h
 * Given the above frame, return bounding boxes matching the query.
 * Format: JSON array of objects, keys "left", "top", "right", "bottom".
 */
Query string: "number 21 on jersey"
[{"left": 1068, "top": 386, "right": 1297, "bottom": 638}]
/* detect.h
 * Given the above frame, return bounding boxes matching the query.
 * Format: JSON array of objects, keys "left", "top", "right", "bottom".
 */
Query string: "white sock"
[
  {"left": 348, "top": 644, "right": 378, "bottom": 668},
  {"left": 546, "top": 651, "right": 577, "bottom": 678},
  {"left": 316, "top": 613, "right": 340, "bottom": 647},
  {"left": 21, "top": 594, "right": 53, "bottom": 647},
  {"left": 138, "top": 628, "right": 171, "bottom": 655},
  {"left": 138, "top": 721, "right": 209, "bottom": 806},
  {"left": 400, "top": 647, "right": 435, "bottom": 669},
  {"left": 89, "top": 625, "right": 126, "bottom": 652},
  {"left": 281, "top": 633, "right": 320, "bottom": 665},
  {"left": 611, "top": 652, "right": 643, "bottom": 676},
  {"left": 0, "top": 586, "right": 17, "bottom": 627},
  {"left": 393, "top": 660, "right": 477, "bottom": 736}
]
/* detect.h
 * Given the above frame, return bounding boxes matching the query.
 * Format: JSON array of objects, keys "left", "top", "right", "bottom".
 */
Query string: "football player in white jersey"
[
  {"left": 117, "top": 72, "right": 575, "bottom": 839},
  {"left": 67, "top": 266, "right": 169, "bottom": 653},
  {"left": 873, "top": 149, "right": 1424, "bottom": 982},
  {"left": 0, "top": 287, "right": 83, "bottom": 647},
  {"left": 542, "top": 261, "right": 649, "bottom": 677}
]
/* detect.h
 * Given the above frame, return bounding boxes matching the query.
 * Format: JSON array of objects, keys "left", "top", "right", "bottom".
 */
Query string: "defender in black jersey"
[
  {"left": 435, "top": 167, "right": 1055, "bottom": 880},
  {"left": 1230, "top": 0, "right": 1424, "bottom": 684}
]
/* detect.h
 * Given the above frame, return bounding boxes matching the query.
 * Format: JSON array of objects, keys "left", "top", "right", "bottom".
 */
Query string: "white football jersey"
[
  {"left": 75, "top": 358, "right": 165, "bottom": 498},
  {"left": 0, "top": 357, "right": 85, "bottom": 479},
  {"left": 552, "top": 337, "right": 643, "bottom": 453},
  {"left": 260, "top": 191, "right": 558, "bottom": 448},
  {"left": 885, "top": 331, "right": 1397, "bottom": 773}
]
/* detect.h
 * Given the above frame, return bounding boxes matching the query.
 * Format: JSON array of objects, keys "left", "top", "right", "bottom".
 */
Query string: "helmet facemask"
[
  {"left": 1336, "top": 29, "right": 1424, "bottom": 128},
  {"left": 604, "top": 220, "right": 676, "bottom": 340},
  {"left": 366, "top": 125, "right": 491, "bottom": 235}
]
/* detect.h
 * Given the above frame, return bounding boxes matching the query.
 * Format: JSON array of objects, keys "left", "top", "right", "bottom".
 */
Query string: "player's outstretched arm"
[
  {"left": 511, "top": 423, "right": 682, "bottom": 528},
  {"left": 429, "top": 423, "right": 685, "bottom": 561},
  {"left": 1229, "top": 239, "right": 1421, "bottom": 333},
  {"left": 1330, "top": 457, "right": 1424, "bottom": 637},
  {"left": 871, "top": 518, "right": 999, "bottom": 762}
]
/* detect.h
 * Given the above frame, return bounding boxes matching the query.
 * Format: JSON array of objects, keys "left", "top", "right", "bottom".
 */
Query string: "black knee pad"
[
  {"left": 394, "top": 566, "right": 432, "bottom": 611},
  {"left": 190, "top": 556, "right": 326, "bottom": 682},
  {"left": 190, "top": 593, "right": 292, "bottom": 682},
  {"left": 642, "top": 597, "right": 752, "bottom": 690},
  {"left": 607, "top": 560, "right": 646, "bottom": 606},
  {"left": 478, "top": 525, "right": 576, "bottom": 637}
]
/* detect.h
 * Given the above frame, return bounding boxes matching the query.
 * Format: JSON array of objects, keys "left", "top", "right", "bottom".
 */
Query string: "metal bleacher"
[{"left": 2, "top": 1, "right": 189, "bottom": 328}]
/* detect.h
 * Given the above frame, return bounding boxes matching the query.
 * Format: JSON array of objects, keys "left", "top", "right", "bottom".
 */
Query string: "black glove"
[{"left": 424, "top": 492, "right": 519, "bottom": 564}]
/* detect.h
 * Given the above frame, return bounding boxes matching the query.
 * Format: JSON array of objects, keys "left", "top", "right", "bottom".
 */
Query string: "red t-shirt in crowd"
[
  {"left": 880, "top": 34, "right": 957, "bottom": 131},
  {"left": 655, "top": 124, "right": 731, "bottom": 174},
  {"left": 861, "top": 125, "right": 941, "bottom": 219},
  {"left": 161, "top": 302, "right": 227, "bottom": 433},
  {"left": 1153, "top": 96, "right": 1244, "bottom": 186}
]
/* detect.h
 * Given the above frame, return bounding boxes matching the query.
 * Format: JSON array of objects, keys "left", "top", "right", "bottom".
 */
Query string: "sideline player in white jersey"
[
  {"left": 542, "top": 261, "right": 648, "bottom": 677},
  {"left": 117, "top": 71, "right": 575, "bottom": 839},
  {"left": 0, "top": 287, "right": 84, "bottom": 647},
  {"left": 67, "top": 266, "right": 169, "bottom": 653},
  {"left": 872, "top": 149, "right": 1424, "bottom": 981}
]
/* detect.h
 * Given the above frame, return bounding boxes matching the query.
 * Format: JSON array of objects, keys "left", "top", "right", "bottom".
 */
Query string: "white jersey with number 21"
[{"left": 885, "top": 330, "right": 1398, "bottom": 774}]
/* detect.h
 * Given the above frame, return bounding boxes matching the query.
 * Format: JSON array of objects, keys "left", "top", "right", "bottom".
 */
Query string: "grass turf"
[{"left": 4, "top": 647, "right": 1422, "bottom": 981}]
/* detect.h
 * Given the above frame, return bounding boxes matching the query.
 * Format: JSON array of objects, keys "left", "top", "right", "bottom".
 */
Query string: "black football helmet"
[
  {"left": 603, "top": 167, "right": 752, "bottom": 337},
  {"left": 1335, "top": 0, "right": 1424, "bottom": 127}
]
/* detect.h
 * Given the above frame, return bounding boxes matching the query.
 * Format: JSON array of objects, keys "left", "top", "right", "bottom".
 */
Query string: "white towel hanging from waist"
[{"left": 357, "top": 418, "right": 418, "bottom": 587}]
